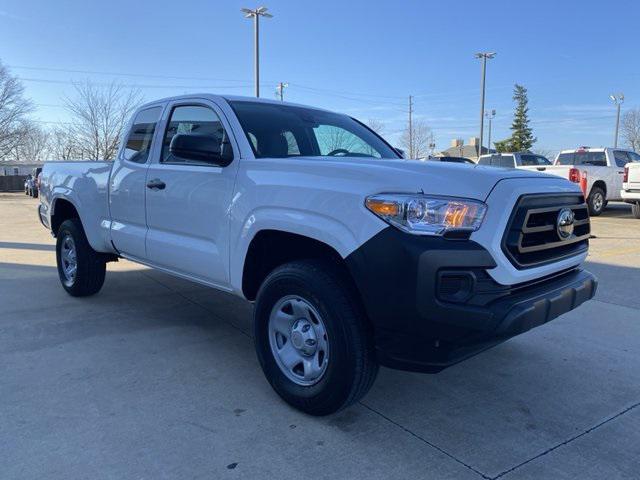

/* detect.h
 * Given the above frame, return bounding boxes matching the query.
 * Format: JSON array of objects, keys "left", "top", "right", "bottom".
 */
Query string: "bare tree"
[
  {"left": 532, "top": 148, "right": 557, "bottom": 161},
  {"left": 399, "top": 119, "right": 433, "bottom": 159},
  {"left": 0, "top": 61, "right": 34, "bottom": 160},
  {"left": 622, "top": 108, "right": 640, "bottom": 152},
  {"left": 64, "top": 81, "right": 142, "bottom": 160},
  {"left": 14, "top": 123, "right": 50, "bottom": 161},
  {"left": 366, "top": 118, "right": 385, "bottom": 136},
  {"left": 50, "top": 124, "right": 81, "bottom": 160}
]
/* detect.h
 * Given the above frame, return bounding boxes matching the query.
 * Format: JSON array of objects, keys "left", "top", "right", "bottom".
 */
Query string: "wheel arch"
[
  {"left": 590, "top": 180, "right": 607, "bottom": 198},
  {"left": 241, "top": 229, "right": 361, "bottom": 301},
  {"left": 51, "top": 197, "right": 81, "bottom": 236}
]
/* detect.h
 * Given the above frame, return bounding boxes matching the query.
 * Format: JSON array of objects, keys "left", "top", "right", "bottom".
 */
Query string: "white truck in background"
[
  {"left": 541, "top": 147, "right": 640, "bottom": 216},
  {"left": 622, "top": 161, "right": 640, "bottom": 218},
  {"left": 38, "top": 94, "right": 597, "bottom": 415},
  {"left": 477, "top": 152, "right": 552, "bottom": 171}
]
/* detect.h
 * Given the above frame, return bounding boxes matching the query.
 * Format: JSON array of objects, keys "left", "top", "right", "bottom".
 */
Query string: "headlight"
[{"left": 365, "top": 194, "right": 487, "bottom": 235}]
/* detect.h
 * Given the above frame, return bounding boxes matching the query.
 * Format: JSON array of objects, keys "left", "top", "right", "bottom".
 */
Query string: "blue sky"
[{"left": 1, "top": 0, "right": 639, "bottom": 155}]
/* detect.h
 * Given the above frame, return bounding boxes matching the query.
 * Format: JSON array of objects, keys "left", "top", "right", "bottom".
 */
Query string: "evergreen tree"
[
  {"left": 509, "top": 84, "right": 536, "bottom": 151},
  {"left": 491, "top": 84, "right": 536, "bottom": 153},
  {"left": 493, "top": 138, "right": 511, "bottom": 153}
]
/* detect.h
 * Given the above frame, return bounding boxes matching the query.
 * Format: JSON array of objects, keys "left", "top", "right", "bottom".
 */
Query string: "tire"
[
  {"left": 56, "top": 219, "right": 106, "bottom": 297},
  {"left": 587, "top": 187, "right": 605, "bottom": 216},
  {"left": 254, "top": 260, "right": 378, "bottom": 416},
  {"left": 632, "top": 202, "right": 640, "bottom": 219}
]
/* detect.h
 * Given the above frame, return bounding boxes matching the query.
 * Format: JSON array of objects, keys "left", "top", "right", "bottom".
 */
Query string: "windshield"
[{"left": 229, "top": 101, "right": 399, "bottom": 159}]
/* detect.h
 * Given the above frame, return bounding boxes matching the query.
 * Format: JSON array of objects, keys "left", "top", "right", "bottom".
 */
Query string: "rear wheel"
[
  {"left": 254, "top": 260, "right": 378, "bottom": 416},
  {"left": 56, "top": 219, "right": 106, "bottom": 297},
  {"left": 632, "top": 202, "right": 640, "bottom": 219},
  {"left": 587, "top": 187, "right": 605, "bottom": 216}
]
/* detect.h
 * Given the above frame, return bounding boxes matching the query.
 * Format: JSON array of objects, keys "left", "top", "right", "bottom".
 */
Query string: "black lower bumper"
[{"left": 345, "top": 228, "right": 598, "bottom": 373}]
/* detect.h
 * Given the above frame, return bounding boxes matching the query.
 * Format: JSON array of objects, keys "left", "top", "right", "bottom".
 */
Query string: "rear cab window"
[
  {"left": 520, "top": 154, "right": 551, "bottom": 166},
  {"left": 556, "top": 151, "right": 607, "bottom": 166},
  {"left": 575, "top": 151, "right": 606, "bottom": 166},
  {"left": 479, "top": 154, "right": 515, "bottom": 168},
  {"left": 556, "top": 153, "right": 574, "bottom": 165},
  {"left": 123, "top": 107, "right": 163, "bottom": 164}
]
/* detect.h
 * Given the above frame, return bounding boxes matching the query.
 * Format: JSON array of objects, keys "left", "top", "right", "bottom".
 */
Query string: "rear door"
[
  {"left": 144, "top": 99, "right": 239, "bottom": 288},
  {"left": 109, "top": 106, "right": 164, "bottom": 258}
]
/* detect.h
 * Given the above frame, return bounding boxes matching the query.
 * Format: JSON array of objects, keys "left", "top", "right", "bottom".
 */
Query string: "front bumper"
[{"left": 345, "top": 228, "right": 597, "bottom": 373}]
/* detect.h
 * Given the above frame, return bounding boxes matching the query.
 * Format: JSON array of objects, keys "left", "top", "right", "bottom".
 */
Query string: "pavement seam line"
[
  {"left": 592, "top": 298, "right": 640, "bottom": 311},
  {"left": 359, "top": 401, "right": 492, "bottom": 479},
  {"left": 493, "top": 401, "right": 640, "bottom": 479}
]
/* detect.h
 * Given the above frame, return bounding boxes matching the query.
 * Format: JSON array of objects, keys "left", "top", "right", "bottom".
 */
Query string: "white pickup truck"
[
  {"left": 39, "top": 94, "right": 597, "bottom": 415},
  {"left": 622, "top": 161, "right": 640, "bottom": 218},
  {"left": 541, "top": 147, "right": 640, "bottom": 216}
]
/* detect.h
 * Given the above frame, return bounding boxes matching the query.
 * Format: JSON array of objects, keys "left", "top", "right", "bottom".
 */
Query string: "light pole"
[
  {"left": 610, "top": 93, "right": 624, "bottom": 147},
  {"left": 276, "top": 82, "right": 288, "bottom": 101},
  {"left": 475, "top": 52, "right": 496, "bottom": 159},
  {"left": 485, "top": 109, "right": 496, "bottom": 153},
  {"left": 241, "top": 6, "right": 273, "bottom": 97}
]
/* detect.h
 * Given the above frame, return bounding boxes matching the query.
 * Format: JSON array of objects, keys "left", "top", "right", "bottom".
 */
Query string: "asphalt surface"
[{"left": 1, "top": 192, "right": 639, "bottom": 479}]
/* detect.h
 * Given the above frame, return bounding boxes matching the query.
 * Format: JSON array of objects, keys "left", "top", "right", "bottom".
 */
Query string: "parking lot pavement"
[{"left": 1, "top": 192, "right": 639, "bottom": 480}]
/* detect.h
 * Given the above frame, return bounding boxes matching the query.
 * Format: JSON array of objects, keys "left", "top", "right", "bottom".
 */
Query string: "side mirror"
[
  {"left": 395, "top": 147, "right": 406, "bottom": 158},
  {"left": 169, "top": 134, "right": 232, "bottom": 166}
]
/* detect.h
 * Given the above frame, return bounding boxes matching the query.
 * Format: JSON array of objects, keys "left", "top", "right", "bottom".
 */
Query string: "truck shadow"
[
  {"left": 0, "top": 241, "right": 56, "bottom": 251},
  {"left": 599, "top": 202, "right": 632, "bottom": 218}
]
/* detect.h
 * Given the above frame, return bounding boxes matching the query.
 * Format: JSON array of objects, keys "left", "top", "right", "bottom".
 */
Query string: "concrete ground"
[{"left": 1, "top": 192, "right": 639, "bottom": 480}]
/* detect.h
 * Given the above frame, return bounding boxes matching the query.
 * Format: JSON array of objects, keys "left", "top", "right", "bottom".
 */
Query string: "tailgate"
[
  {"left": 625, "top": 164, "right": 640, "bottom": 190},
  {"left": 537, "top": 165, "right": 572, "bottom": 180}
]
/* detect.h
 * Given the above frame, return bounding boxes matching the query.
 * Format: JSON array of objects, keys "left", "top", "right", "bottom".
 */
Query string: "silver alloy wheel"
[
  {"left": 268, "top": 295, "right": 330, "bottom": 386},
  {"left": 593, "top": 192, "right": 604, "bottom": 212},
  {"left": 60, "top": 234, "right": 78, "bottom": 287}
]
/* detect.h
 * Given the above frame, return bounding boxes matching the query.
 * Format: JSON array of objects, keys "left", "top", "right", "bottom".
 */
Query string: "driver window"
[
  {"left": 161, "top": 105, "right": 230, "bottom": 164},
  {"left": 313, "top": 125, "right": 382, "bottom": 158}
]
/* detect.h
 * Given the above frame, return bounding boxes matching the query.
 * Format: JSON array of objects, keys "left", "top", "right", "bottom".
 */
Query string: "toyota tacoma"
[{"left": 39, "top": 94, "right": 597, "bottom": 415}]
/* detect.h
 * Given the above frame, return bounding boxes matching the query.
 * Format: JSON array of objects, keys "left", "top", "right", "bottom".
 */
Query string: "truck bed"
[{"left": 39, "top": 161, "right": 115, "bottom": 253}]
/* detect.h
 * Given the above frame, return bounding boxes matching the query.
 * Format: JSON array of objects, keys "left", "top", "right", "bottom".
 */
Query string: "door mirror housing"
[{"left": 169, "top": 134, "right": 232, "bottom": 166}]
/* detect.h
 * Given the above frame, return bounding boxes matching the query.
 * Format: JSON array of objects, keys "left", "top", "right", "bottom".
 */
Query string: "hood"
[{"left": 291, "top": 156, "right": 562, "bottom": 201}]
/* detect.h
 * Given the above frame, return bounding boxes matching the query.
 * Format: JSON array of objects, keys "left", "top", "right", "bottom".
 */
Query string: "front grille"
[{"left": 502, "top": 194, "right": 590, "bottom": 269}]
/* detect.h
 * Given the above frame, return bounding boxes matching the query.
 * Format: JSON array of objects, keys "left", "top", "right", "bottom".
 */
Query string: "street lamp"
[
  {"left": 475, "top": 52, "right": 496, "bottom": 158},
  {"left": 610, "top": 93, "right": 624, "bottom": 148},
  {"left": 241, "top": 6, "right": 273, "bottom": 98},
  {"left": 485, "top": 109, "right": 496, "bottom": 153}
]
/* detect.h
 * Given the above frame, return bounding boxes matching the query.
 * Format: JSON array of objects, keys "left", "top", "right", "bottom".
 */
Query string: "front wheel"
[
  {"left": 632, "top": 202, "right": 640, "bottom": 219},
  {"left": 587, "top": 187, "right": 605, "bottom": 216},
  {"left": 56, "top": 219, "right": 106, "bottom": 297},
  {"left": 254, "top": 260, "right": 378, "bottom": 416}
]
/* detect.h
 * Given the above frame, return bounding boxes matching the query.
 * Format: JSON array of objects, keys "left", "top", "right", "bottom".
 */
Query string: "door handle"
[
  {"left": 536, "top": 167, "right": 546, "bottom": 171},
  {"left": 146, "top": 179, "right": 166, "bottom": 190}
]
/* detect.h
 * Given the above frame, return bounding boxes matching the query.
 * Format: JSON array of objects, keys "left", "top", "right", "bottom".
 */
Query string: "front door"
[
  {"left": 144, "top": 100, "right": 239, "bottom": 288},
  {"left": 109, "top": 106, "right": 163, "bottom": 258}
]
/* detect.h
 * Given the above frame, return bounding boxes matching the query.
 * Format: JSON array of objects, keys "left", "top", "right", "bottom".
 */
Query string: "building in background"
[
  {"left": 439, "top": 138, "right": 495, "bottom": 161},
  {"left": 0, "top": 162, "right": 45, "bottom": 176}
]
